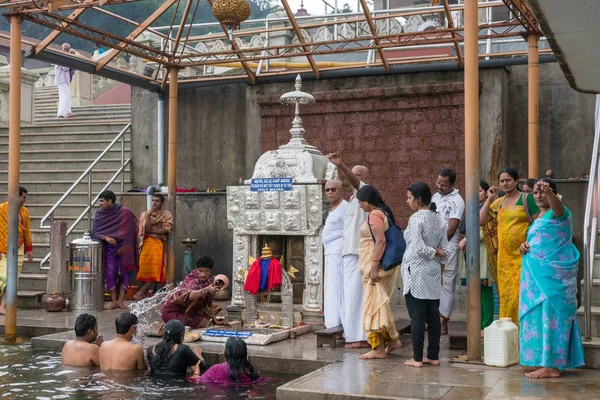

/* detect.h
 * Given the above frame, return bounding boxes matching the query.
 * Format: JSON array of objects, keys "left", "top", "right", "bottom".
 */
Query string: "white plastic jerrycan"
[{"left": 484, "top": 317, "right": 519, "bottom": 367}]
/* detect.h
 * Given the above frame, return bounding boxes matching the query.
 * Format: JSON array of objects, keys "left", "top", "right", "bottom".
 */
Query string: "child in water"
[{"left": 189, "top": 337, "right": 260, "bottom": 384}]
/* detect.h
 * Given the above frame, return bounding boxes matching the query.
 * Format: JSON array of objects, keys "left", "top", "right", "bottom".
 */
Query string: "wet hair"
[
  {"left": 74, "top": 313, "right": 97, "bottom": 337},
  {"left": 98, "top": 190, "right": 116, "bottom": 204},
  {"left": 148, "top": 319, "right": 185, "bottom": 371},
  {"left": 196, "top": 255, "right": 214, "bottom": 269},
  {"left": 153, "top": 194, "right": 165, "bottom": 203},
  {"left": 225, "top": 337, "right": 260, "bottom": 383},
  {"left": 479, "top": 180, "right": 490, "bottom": 193},
  {"left": 19, "top": 186, "right": 27, "bottom": 197},
  {"left": 498, "top": 168, "right": 519, "bottom": 181},
  {"left": 356, "top": 185, "right": 396, "bottom": 225},
  {"left": 439, "top": 168, "right": 457, "bottom": 185},
  {"left": 115, "top": 312, "right": 138, "bottom": 335},
  {"left": 407, "top": 181, "right": 437, "bottom": 212},
  {"left": 524, "top": 178, "right": 537, "bottom": 189},
  {"left": 538, "top": 178, "right": 558, "bottom": 195}
]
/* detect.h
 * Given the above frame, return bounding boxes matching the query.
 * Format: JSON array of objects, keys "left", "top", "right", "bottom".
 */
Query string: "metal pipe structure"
[
  {"left": 158, "top": 91, "right": 165, "bottom": 187},
  {"left": 528, "top": 33, "right": 540, "bottom": 178},
  {"left": 464, "top": 0, "right": 481, "bottom": 361},
  {"left": 6, "top": 16, "right": 23, "bottom": 343},
  {"left": 166, "top": 68, "right": 178, "bottom": 284}
]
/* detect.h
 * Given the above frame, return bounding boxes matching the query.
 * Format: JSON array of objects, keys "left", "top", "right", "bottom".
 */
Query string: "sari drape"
[{"left": 519, "top": 207, "right": 584, "bottom": 370}]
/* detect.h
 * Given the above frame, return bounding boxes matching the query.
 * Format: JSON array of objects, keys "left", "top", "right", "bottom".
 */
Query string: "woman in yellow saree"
[{"left": 480, "top": 168, "right": 538, "bottom": 326}]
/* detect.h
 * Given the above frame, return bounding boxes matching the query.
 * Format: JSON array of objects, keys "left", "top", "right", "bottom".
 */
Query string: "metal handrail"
[
  {"left": 583, "top": 95, "right": 600, "bottom": 340},
  {"left": 38, "top": 124, "right": 132, "bottom": 268}
]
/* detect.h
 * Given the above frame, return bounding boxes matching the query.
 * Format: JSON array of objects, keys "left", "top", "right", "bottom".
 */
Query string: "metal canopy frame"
[{"left": 0, "top": 0, "right": 542, "bottom": 87}]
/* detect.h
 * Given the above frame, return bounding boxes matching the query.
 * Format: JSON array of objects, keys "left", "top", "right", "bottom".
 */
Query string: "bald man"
[
  {"left": 326, "top": 152, "right": 369, "bottom": 348},
  {"left": 322, "top": 180, "right": 349, "bottom": 329}
]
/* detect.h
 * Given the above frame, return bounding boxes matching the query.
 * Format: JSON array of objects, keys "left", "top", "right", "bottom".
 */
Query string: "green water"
[{"left": 0, "top": 343, "right": 296, "bottom": 399}]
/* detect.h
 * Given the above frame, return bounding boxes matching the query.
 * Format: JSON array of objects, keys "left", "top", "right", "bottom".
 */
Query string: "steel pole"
[
  {"left": 6, "top": 16, "right": 23, "bottom": 343},
  {"left": 464, "top": 0, "right": 481, "bottom": 361},
  {"left": 528, "top": 34, "right": 540, "bottom": 179},
  {"left": 166, "top": 69, "right": 178, "bottom": 284}
]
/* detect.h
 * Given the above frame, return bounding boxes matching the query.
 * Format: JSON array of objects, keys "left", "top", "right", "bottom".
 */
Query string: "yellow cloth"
[
  {"left": 489, "top": 197, "right": 530, "bottom": 326},
  {"left": 359, "top": 210, "right": 399, "bottom": 349},
  {"left": 137, "top": 236, "right": 165, "bottom": 283},
  {"left": 0, "top": 244, "right": 24, "bottom": 293},
  {"left": 0, "top": 202, "right": 32, "bottom": 254}
]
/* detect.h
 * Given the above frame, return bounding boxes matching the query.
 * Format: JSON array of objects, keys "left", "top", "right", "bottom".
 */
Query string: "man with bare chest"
[
  {"left": 62, "top": 314, "right": 103, "bottom": 367},
  {"left": 99, "top": 312, "right": 146, "bottom": 371}
]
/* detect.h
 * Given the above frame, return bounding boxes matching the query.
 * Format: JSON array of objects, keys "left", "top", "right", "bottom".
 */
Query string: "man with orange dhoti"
[
  {"left": 134, "top": 194, "right": 173, "bottom": 300},
  {"left": 0, "top": 186, "right": 33, "bottom": 314}
]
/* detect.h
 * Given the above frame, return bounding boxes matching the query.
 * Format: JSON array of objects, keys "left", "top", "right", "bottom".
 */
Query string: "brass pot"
[{"left": 43, "top": 292, "right": 66, "bottom": 312}]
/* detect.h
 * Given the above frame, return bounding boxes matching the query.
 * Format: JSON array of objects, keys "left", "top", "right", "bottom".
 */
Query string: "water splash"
[{"left": 129, "top": 285, "right": 179, "bottom": 346}]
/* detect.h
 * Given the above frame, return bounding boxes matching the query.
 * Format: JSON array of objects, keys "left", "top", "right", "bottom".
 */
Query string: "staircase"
[{"left": 0, "top": 85, "right": 132, "bottom": 308}]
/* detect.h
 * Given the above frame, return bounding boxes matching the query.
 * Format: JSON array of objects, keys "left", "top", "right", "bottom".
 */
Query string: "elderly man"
[
  {"left": 0, "top": 186, "right": 32, "bottom": 315},
  {"left": 62, "top": 313, "right": 104, "bottom": 367},
  {"left": 432, "top": 168, "right": 465, "bottom": 335},
  {"left": 91, "top": 190, "right": 138, "bottom": 310},
  {"left": 326, "top": 151, "right": 370, "bottom": 348},
  {"left": 99, "top": 312, "right": 146, "bottom": 371},
  {"left": 134, "top": 194, "right": 173, "bottom": 300},
  {"left": 56, "top": 43, "right": 74, "bottom": 119},
  {"left": 322, "top": 180, "right": 349, "bottom": 329}
]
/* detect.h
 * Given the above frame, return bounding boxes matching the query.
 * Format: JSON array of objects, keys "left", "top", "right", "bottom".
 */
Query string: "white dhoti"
[
  {"left": 57, "top": 83, "right": 72, "bottom": 118},
  {"left": 439, "top": 248, "right": 459, "bottom": 319},
  {"left": 324, "top": 253, "right": 344, "bottom": 328},
  {"left": 342, "top": 254, "right": 366, "bottom": 342}
]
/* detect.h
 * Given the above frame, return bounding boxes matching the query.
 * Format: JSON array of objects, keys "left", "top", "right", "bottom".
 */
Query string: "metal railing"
[
  {"left": 583, "top": 95, "right": 600, "bottom": 340},
  {"left": 38, "top": 123, "right": 132, "bottom": 269}
]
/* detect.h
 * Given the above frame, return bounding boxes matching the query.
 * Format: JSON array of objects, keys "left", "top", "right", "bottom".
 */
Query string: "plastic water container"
[{"left": 484, "top": 317, "right": 519, "bottom": 367}]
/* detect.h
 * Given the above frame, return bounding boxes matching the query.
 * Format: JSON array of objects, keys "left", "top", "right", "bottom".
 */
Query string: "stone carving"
[
  {"left": 245, "top": 212, "right": 261, "bottom": 230},
  {"left": 195, "top": 41, "right": 209, "bottom": 53},
  {"left": 306, "top": 267, "right": 321, "bottom": 310},
  {"left": 231, "top": 234, "right": 249, "bottom": 307},
  {"left": 283, "top": 212, "right": 301, "bottom": 231},
  {"left": 263, "top": 212, "right": 280, "bottom": 231},
  {"left": 270, "top": 157, "right": 293, "bottom": 178},
  {"left": 283, "top": 190, "right": 300, "bottom": 209},
  {"left": 315, "top": 26, "right": 333, "bottom": 42},
  {"left": 245, "top": 192, "right": 259, "bottom": 209},
  {"left": 405, "top": 15, "right": 425, "bottom": 32},
  {"left": 212, "top": 40, "right": 227, "bottom": 52},
  {"left": 325, "top": 162, "right": 339, "bottom": 181},
  {"left": 261, "top": 191, "right": 280, "bottom": 209},
  {"left": 338, "top": 23, "right": 355, "bottom": 39},
  {"left": 249, "top": 35, "right": 263, "bottom": 48}
]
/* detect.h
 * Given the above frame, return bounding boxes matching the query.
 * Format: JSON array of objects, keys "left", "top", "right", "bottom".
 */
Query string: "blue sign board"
[{"left": 250, "top": 178, "right": 293, "bottom": 192}]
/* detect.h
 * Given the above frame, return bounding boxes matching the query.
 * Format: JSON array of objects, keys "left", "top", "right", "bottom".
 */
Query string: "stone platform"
[{"left": 4, "top": 304, "right": 600, "bottom": 399}]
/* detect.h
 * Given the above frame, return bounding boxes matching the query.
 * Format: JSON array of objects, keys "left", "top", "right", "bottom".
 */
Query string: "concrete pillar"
[
  {"left": 46, "top": 221, "right": 69, "bottom": 295},
  {"left": 70, "top": 70, "right": 93, "bottom": 107},
  {"left": 0, "top": 65, "right": 40, "bottom": 125}
]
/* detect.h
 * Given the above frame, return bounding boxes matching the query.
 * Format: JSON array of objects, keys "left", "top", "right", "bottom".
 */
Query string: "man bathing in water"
[
  {"left": 99, "top": 312, "right": 146, "bottom": 371},
  {"left": 62, "top": 313, "right": 104, "bottom": 367}
]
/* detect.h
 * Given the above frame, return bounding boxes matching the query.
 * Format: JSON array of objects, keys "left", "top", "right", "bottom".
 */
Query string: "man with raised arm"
[{"left": 326, "top": 151, "right": 370, "bottom": 348}]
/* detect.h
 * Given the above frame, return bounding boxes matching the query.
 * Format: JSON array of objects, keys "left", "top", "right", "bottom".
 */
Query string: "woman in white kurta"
[{"left": 322, "top": 180, "right": 349, "bottom": 328}]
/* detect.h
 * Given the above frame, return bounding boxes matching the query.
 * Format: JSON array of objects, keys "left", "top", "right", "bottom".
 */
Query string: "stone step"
[
  {"left": 0, "top": 180, "right": 132, "bottom": 193},
  {"left": 5, "top": 132, "right": 125, "bottom": 142},
  {"left": 34, "top": 116, "right": 131, "bottom": 125},
  {"left": 0, "top": 191, "right": 107, "bottom": 205},
  {"left": 0, "top": 122, "right": 129, "bottom": 134},
  {"left": 31, "top": 229, "right": 88, "bottom": 246},
  {"left": 34, "top": 102, "right": 131, "bottom": 110},
  {"left": 0, "top": 137, "right": 130, "bottom": 148},
  {"left": 0, "top": 158, "right": 127, "bottom": 171},
  {"left": 16, "top": 290, "right": 45, "bottom": 309},
  {"left": 0, "top": 148, "right": 130, "bottom": 161},
  {"left": 0, "top": 169, "right": 131, "bottom": 182},
  {"left": 34, "top": 110, "right": 132, "bottom": 119},
  {"left": 581, "top": 279, "right": 600, "bottom": 307},
  {"left": 578, "top": 306, "right": 600, "bottom": 337},
  {"left": 18, "top": 272, "right": 48, "bottom": 292}
]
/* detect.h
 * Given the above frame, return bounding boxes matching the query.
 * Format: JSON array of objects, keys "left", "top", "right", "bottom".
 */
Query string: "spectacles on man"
[{"left": 325, "top": 188, "right": 337, "bottom": 192}]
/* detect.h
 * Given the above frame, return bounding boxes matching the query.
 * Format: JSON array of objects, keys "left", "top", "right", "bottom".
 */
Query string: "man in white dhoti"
[
  {"left": 322, "top": 179, "right": 349, "bottom": 329},
  {"left": 326, "top": 151, "right": 369, "bottom": 348},
  {"left": 56, "top": 43, "right": 74, "bottom": 119},
  {"left": 431, "top": 168, "right": 465, "bottom": 335}
]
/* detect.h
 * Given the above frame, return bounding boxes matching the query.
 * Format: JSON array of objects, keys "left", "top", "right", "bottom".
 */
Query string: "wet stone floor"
[{"left": 3, "top": 306, "right": 600, "bottom": 399}]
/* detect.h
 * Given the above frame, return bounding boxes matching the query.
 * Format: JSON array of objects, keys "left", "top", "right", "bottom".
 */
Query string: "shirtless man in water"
[
  {"left": 62, "top": 313, "right": 103, "bottom": 367},
  {"left": 99, "top": 312, "right": 146, "bottom": 371}
]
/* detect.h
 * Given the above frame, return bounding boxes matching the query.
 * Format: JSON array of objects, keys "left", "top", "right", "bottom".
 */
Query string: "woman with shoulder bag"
[{"left": 356, "top": 185, "right": 403, "bottom": 360}]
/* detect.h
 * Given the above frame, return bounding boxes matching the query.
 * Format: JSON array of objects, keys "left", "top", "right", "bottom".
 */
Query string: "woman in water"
[
  {"left": 189, "top": 337, "right": 260, "bottom": 384},
  {"left": 147, "top": 319, "right": 206, "bottom": 378}
]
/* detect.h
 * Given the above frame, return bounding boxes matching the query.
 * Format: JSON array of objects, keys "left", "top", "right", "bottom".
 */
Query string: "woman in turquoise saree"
[{"left": 518, "top": 179, "right": 584, "bottom": 379}]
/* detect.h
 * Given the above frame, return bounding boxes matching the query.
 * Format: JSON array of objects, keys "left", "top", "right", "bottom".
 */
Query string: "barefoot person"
[
  {"left": 91, "top": 190, "right": 138, "bottom": 310},
  {"left": 355, "top": 185, "right": 402, "bottom": 360},
  {"left": 402, "top": 182, "right": 448, "bottom": 368},
  {"left": 99, "top": 312, "right": 146, "bottom": 371},
  {"left": 135, "top": 194, "right": 173, "bottom": 300},
  {"left": 62, "top": 313, "right": 104, "bottom": 367},
  {"left": 326, "top": 151, "right": 369, "bottom": 349},
  {"left": 519, "top": 179, "right": 584, "bottom": 379},
  {"left": 55, "top": 43, "right": 74, "bottom": 119},
  {"left": 322, "top": 180, "right": 348, "bottom": 329},
  {"left": 0, "top": 186, "right": 33, "bottom": 315}
]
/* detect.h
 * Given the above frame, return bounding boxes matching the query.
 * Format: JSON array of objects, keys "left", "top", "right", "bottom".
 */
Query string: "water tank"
[
  {"left": 484, "top": 317, "right": 519, "bottom": 367},
  {"left": 69, "top": 230, "right": 104, "bottom": 311}
]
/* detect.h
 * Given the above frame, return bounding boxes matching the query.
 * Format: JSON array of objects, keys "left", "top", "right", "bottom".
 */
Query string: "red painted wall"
[
  {"left": 93, "top": 83, "right": 131, "bottom": 105},
  {"left": 257, "top": 81, "right": 465, "bottom": 227}
]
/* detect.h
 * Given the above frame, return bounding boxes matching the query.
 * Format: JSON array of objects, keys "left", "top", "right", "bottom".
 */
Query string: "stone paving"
[{"left": 3, "top": 305, "right": 600, "bottom": 399}]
